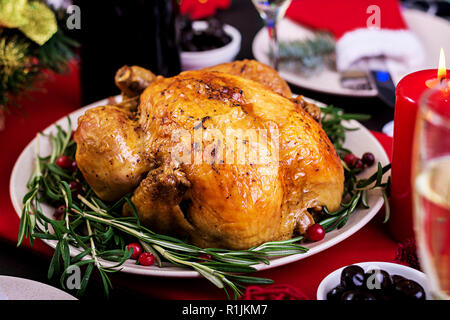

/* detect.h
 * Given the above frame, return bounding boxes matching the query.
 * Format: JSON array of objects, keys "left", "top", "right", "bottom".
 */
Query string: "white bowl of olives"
[
  {"left": 317, "top": 262, "right": 431, "bottom": 300},
  {"left": 179, "top": 18, "right": 241, "bottom": 71}
]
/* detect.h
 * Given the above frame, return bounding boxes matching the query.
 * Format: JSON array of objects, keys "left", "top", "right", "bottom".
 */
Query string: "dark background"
[
  {"left": 1, "top": 0, "right": 449, "bottom": 301},
  {"left": 74, "top": 0, "right": 397, "bottom": 132}
]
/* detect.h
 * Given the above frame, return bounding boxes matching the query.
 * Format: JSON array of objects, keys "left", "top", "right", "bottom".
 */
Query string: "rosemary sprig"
[
  {"left": 320, "top": 105, "right": 391, "bottom": 232},
  {"left": 17, "top": 103, "right": 391, "bottom": 299},
  {"left": 321, "top": 105, "right": 371, "bottom": 156},
  {"left": 319, "top": 162, "right": 391, "bottom": 233},
  {"left": 17, "top": 119, "right": 308, "bottom": 299}
]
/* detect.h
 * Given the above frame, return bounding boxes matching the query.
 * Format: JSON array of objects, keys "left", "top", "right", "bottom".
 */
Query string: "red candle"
[{"left": 390, "top": 67, "right": 449, "bottom": 242}]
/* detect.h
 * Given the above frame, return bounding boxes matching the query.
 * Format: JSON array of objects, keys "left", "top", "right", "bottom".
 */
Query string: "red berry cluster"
[
  {"left": 56, "top": 155, "right": 82, "bottom": 194},
  {"left": 56, "top": 155, "right": 77, "bottom": 171},
  {"left": 343, "top": 152, "right": 375, "bottom": 171},
  {"left": 53, "top": 204, "right": 66, "bottom": 220},
  {"left": 53, "top": 152, "right": 83, "bottom": 218},
  {"left": 126, "top": 243, "right": 155, "bottom": 266}
]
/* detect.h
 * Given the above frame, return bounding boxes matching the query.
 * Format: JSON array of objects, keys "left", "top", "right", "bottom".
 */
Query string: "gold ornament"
[
  {"left": 19, "top": 2, "right": 57, "bottom": 45},
  {"left": 0, "top": 0, "right": 57, "bottom": 45},
  {"left": 0, "top": 0, "right": 28, "bottom": 28}
]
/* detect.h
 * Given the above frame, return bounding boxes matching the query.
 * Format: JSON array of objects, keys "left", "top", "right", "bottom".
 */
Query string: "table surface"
[{"left": 0, "top": 0, "right": 398, "bottom": 301}]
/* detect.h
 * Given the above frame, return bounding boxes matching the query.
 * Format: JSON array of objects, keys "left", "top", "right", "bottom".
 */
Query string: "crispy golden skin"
[
  {"left": 74, "top": 60, "right": 344, "bottom": 249},
  {"left": 205, "top": 60, "right": 322, "bottom": 122},
  {"left": 203, "top": 59, "right": 292, "bottom": 98},
  {"left": 74, "top": 106, "right": 154, "bottom": 201}
]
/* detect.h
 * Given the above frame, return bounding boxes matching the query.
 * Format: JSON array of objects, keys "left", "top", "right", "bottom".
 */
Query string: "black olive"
[
  {"left": 212, "top": 28, "right": 227, "bottom": 39},
  {"left": 219, "top": 35, "right": 232, "bottom": 46},
  {"left": 207, "top": 17, "right": 223, "bottom": 32},
  {"left": 341, "top": 265, "right": 365, "bottom": 289},
  {"left": 391, "top": 274, "right": 407, "bottom": 284},
  {"left": 341, "top": 290, "right": 367, "bottom": 301},
  {"left": 182, "top": 31, "right": 194, "bottom": 43},
  {"left": 364, "top": 269, "right": 392, "bottom": 291},
  {"left": 373, "top": 291, "right": 391, "bottom": 301},
  {"left": 179, "top": 15, "right": 193, "bottom": 32},
  {"left": 327, "top": 285, "right": 346, "bottom": 301},
  {"left": 184, "top": 42, "right": 197, "bottom": 52},
  {"left": 179, "top": 15, "right": 231, "bottom": 52},
  {"left": 361, "top": 291, "right": 377, "bottom": 300},
  {"left": 392, "top": 279, "right": 426, "bottom": 300}
]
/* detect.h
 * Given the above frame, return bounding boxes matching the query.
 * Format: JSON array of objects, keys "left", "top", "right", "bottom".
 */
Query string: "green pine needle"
[
  {"left": 0, "top": 9, "right": 78, "bottom": 110},
  {"left": 277, "top": 32, "right": 335, "bottom": 74}
]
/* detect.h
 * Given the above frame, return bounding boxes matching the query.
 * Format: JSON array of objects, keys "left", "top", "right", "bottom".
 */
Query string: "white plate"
[
  {"left": 10, "top": 97, "right": 389, "bottom": 278},
  {"left": 252, "top": 9, "right": 450, "bottom": 97},
  {"left": 0, "top": 276, "right": 77, "bottom": 300},
  {"left": 316, "top": 262, "right": 431, "bottom": 300}
]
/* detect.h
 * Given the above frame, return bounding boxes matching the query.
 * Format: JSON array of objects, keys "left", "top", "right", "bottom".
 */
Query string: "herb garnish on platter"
[
  {"left": 319, "top": 105, "right": 391, "bottom": 232},
  {"left": 276, "top": 33, "right": 335, "bottom": 75},
  {"left": 17, "top": 107, "right": 390, "bottom": 299}
]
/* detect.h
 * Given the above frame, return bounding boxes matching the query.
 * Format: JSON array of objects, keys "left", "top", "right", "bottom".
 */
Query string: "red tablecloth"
[{"left": 0, "top": 62, "right": 397, "bottom": 300}]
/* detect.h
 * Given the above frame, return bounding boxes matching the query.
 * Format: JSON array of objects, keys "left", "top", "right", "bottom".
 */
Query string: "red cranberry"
[
  {"left": 198, "top": 254, "right": 212, "bottom": 262},
  {"left": 343, "top": 153, "right": 358, "bottom": 168},
  {"left": 29, "top": 57, "right": 39, "bottom": 65},
  {"left": 56, "top": 156, "right": 73, "bottom": 169},
  {"left": 362, "top": 152, "right": 375, "bottom": 167},
  {"left": 126, "top": 243, "right": 143, "bottom": 259},
  {"left": 354, "top": 159, "right": 364, "bottom": 170},
  {"left": 68, "top": 181, "right": 82, "bottom": 197},
  {"left": 138, "top": 252, "right": 155, "bottom": 266},
  {"left": 306, "top": 224, "right": 325, "bottom": 241},
  {"left": 54, "top": 204, "right": 66, "bottom": 220},
  {"left": 71, "top": 161, "right": 78, "bottom": 172}
]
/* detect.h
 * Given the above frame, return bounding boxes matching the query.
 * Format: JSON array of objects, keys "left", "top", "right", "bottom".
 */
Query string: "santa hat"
[{"left": 286, "top": 0, "right": 424, "bottom": 73}]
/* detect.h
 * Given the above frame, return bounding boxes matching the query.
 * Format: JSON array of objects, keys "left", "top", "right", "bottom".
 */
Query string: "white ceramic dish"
[
  {"left": 180, "top": 21, "right": 241, "bottom": 71},
  {"left": 0, "top": 276, "right": 77, "bottom": 300},
  {"left": 316, "top": 261, "right": 431, "bottom": 300},
  {"left": 10, "top": 96, "right": 389, "bottom": 278},
  {"left": 252, "top": 9, "right": 450, "bottom": 97}
]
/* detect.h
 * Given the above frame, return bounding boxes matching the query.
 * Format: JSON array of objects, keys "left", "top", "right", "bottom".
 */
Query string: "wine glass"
[
  {"left": 251, "top": 0, "right": 292, "bottom": 70},
  {"left": 412, "top": 85, "right": 450, "bottom": 299}
]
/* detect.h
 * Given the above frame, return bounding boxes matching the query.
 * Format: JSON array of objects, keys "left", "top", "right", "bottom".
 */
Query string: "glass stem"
[{"left": 267, "top": 18, "right": 279, "bottom": 70}]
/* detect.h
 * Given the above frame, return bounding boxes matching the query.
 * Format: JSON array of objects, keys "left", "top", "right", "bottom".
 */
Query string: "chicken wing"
[{"left": 74, "top": 105, "right": 155, "bottom": 201}]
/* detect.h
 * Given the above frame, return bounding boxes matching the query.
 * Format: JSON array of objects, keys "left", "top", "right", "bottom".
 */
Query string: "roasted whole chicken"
[{"left": 74, "top": 60, "right": 344, "bottom": 250}]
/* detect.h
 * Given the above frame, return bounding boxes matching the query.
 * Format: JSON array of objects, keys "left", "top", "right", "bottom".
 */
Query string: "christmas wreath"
[{"left": 0, "top": 0, "right": 77, "bottom": 118}]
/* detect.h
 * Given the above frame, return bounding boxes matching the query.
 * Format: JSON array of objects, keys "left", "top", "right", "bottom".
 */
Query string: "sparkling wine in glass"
[
  {"left": 413, "top": 86, "right": 450, "bottom": 299},
  {"left": 252, "top": 0, "right": 292, "bottom": 70}
]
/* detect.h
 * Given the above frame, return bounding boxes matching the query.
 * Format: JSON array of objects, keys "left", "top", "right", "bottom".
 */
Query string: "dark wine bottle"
[{"left": 75, "top": 0, "right": 181, "bottom": 104}]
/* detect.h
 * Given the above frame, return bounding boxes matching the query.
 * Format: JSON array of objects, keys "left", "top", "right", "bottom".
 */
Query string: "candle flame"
[{"left": 438, "top": 48, "right": 447, "bottom": 81}]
